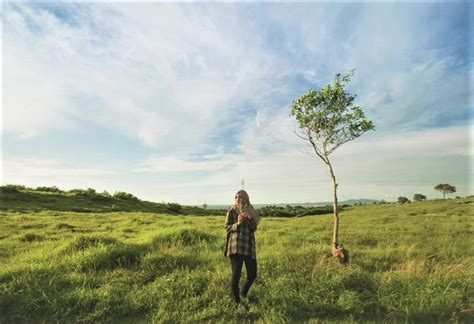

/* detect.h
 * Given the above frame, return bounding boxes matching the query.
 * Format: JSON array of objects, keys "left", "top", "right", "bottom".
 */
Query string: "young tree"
[
  {"left": 413, "top": 194, "right": 427, "bottom": 201},
  {"left": 434, "top": 184, "right": 456, "bottom": 199},
  {"left": 290, "top": 69, "right": 374, "bottom": 263}
]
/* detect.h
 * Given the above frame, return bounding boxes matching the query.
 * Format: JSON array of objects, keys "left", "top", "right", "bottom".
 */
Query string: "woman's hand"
[{"left": 237, "top": 213, "right": 247, "bottom": 224}]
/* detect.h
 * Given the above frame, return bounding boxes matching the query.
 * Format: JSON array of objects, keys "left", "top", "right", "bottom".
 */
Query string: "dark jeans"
[{"left": 229, "top": 253, "right": 257, "bottom": 303}]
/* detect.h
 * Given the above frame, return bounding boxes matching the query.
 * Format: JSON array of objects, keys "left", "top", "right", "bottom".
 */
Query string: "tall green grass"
[{"left": 0, "top": 198, "right": 472, "bottom": 322}]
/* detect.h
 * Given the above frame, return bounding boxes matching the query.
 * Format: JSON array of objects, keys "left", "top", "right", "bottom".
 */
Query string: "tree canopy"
[
  {"left": 398, "top": 196, "right": 410, "bottom": 204},
  {"left": 434, "top": 184, "right": 456, "bottom": 199},
  {"left": 290, "top": 69, "right": 375, "bottom": 162},
  {"left": 413, "top": 194, "right": 427, "bottom": 201}
]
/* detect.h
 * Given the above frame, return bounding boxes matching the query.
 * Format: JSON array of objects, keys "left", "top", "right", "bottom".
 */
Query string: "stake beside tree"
[{"left": 290, "top": 69, "right": 374, "bottom": 264}]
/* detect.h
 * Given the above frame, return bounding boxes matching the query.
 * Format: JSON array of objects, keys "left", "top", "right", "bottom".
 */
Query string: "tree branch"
[
  {"left": 307, "top": 129, "right": 328, "bottom": 163},
  {"left": 294, "top": 129, "right": 309, "bottom": 141}
]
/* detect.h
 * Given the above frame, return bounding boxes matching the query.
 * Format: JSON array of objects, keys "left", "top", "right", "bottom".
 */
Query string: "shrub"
[
  {"left": 91, "top": 193, "right": 113, "bottom": 202},
  {"left": 257, "top": 205, "right": 336, "bottom": 217},
  {"left": 268, "top": 209, "right": 293, "bottom": 217},
  {"left": 257, "top": 206, "right": 291, "bottom": 217},
  {"left": 413, "top": 194, "right": 427, "bottom": 202},
  {"left": 35, "top": 186, "right": 64, "bottom": 193},
  {"left": 67, "top": 188, "right": 99, "bottom": 197},
  {"left": 398, "top": 197, "right": 410, "bottom": 204},
  {"left": 85, "top": 188, "right": 96, "bottom": 195},
  {"left": 68, "top": 189, "right": 89, "bottom": 196},
  {"left": 101, "top": 191, "right": 112, "bottom": 197},
  {"left": 297, "top": 206, "right": 334, "bottom": 216},
  {"left": 113, "top": 191, "right": 140, "bottom": 201},
  {"left": 0, "top": 184, "right": 28, "bottom": 194},
  {"left": 167, "top": 203, "right": 182, "bottom": 213}
]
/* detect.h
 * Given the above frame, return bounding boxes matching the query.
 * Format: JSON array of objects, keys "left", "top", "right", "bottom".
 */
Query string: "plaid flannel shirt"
[{"left": 224, "top": 206, "right": 257, "bottom": 259}]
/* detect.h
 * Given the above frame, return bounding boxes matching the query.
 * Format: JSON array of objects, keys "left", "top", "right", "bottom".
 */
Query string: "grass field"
[{"left": 0, "top": 198, "right": 473, "bottom": 322}]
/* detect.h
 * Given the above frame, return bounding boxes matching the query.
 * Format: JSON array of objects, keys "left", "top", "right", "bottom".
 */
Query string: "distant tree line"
[
  {"left": 397, "top": 183, "right": 459, "bottom": 204},
  {"left": 257, "top": 204, "right": 340, "bottom": 217}
]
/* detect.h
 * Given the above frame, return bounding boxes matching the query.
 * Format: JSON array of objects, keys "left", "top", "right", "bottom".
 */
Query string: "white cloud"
[
  {"left": 134, "top": 154, "right": 238, "bottom": 173},
  {"left": 2, "top": 155, "right": 115, "bottom": 183},
  {"left": 3, "top": 3, "right": 288, "bottom": 153}
]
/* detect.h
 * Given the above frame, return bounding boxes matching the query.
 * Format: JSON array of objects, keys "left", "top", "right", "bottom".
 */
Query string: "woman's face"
[{"left": 235, "top": 193, "right": 243, "bottom": 206}]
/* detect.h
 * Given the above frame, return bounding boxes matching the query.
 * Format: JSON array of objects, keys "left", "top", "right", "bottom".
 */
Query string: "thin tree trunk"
[{"left": 327, "top": 161, "right": 339, "bottom": 246}]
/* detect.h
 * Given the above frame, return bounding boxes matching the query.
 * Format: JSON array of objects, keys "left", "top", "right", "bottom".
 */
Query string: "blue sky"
[{"left": 2, "top": 2, "right": 472, "bottom": 205}]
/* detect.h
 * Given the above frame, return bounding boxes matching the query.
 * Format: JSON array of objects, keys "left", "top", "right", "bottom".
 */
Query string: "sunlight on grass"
[{"left": 0, "top": 198, "right": 472, "bottom": 322}]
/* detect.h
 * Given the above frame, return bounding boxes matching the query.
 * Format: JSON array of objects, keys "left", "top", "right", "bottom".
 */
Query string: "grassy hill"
[
  {"left": 0, "top": 186, "right": 222, "bottom": 215},
  {"left": 0, "top": 196, "right": 472, "bottom": 322},
  {"left": 0, "top": 186, "right": 335, "bottom": 217}
]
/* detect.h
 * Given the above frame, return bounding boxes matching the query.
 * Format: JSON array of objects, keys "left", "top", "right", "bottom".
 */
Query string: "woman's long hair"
[{"left": 235, "top": 190, "right": 260, "bottom": 225}]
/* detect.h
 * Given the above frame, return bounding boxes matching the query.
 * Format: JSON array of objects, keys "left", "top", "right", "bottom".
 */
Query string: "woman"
[{"left": 224, "top": 190, "right": 260, "bottom": 305}]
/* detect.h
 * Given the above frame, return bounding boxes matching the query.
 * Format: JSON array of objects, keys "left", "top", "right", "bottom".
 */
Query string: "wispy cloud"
[
  {"left": 3, "top": 3, "right": 290, "bottom": 153},
  {"left": 134, "top": 154, "right": 238, "bottom": 173}
]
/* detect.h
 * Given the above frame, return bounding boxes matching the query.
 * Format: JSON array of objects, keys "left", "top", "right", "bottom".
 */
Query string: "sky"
[{"left": 2, "top": 1, "right": 473, "bottom": 205}]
